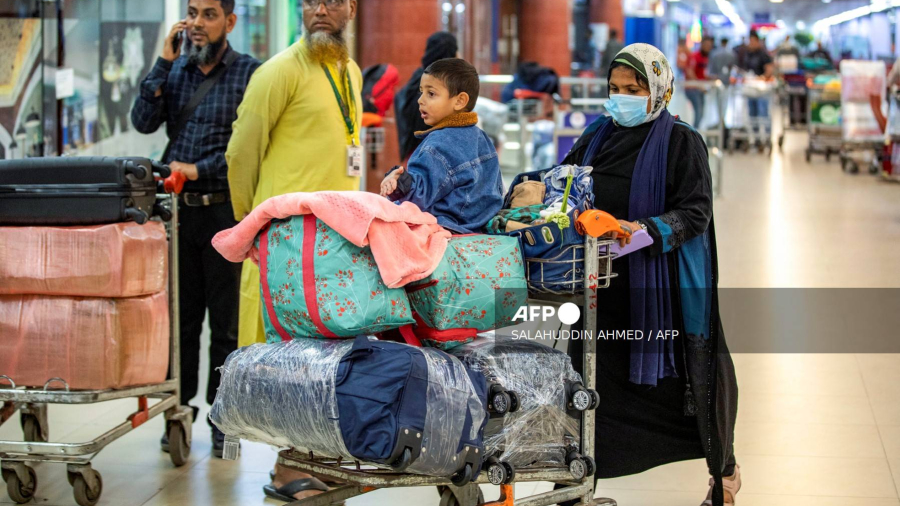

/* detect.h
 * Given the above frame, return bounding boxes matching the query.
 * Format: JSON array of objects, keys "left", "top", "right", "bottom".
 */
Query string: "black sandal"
[{"left": 262, "top": 477, "right": 329, "bottom": 502}]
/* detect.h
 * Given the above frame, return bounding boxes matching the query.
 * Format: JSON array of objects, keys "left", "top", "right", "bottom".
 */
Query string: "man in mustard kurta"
[{"left": 226, "top": 0, "right": 361, "bottom": 352}]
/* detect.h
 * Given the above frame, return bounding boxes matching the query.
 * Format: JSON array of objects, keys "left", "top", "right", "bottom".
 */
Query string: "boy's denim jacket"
[{"left": 388, "top": 112, "right": 504, "bottom": 234}]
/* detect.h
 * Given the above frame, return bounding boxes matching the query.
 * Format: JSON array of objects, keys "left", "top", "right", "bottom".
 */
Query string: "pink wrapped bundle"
[
  {"left": 0, "top": 292, "right": 170, "bottom": 390},
  {"left": 0, "top": 222, "right": 167, "bottom": 297}
]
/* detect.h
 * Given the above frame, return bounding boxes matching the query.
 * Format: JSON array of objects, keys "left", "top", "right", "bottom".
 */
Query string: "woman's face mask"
[
  {"left": 605, "top": 94, "right": 651, "bottom": 127},
  {"left": 607, "top": 66, "right": 653, "bottom": 127}
]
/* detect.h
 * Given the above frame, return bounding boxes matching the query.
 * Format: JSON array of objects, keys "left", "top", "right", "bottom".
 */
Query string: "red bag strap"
[
  {"left": 302, "top": 214, "right": 338, "bottom": 339},
  {"left": 398, "top": 325, "right": 423, "bottom": 347},
  {"left": 259, "top": 223, "right": 292, "bottom": 342}
]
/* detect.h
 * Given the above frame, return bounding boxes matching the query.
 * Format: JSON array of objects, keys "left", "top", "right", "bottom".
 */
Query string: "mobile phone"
[{"left": 172, "top": 30, "right": 183, "bottom": 53}]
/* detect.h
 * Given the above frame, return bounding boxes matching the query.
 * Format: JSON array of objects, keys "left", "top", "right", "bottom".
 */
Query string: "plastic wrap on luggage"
[
  {"left": 209, "top": 339, "right": 355, "bottom": 457},
  {"left": 451, "top": 334, "right": 582, "bottom": 468},
  {"left": 0, "top": 222, "right": 168, "bottom": 297},
  {"left": 0, "top": 292, "right": 170, "bottom": 390},
  {"left": 210, "top": 338, "right": 486, "bottom": 478}
]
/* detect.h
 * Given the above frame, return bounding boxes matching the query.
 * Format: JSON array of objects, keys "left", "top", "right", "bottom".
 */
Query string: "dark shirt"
[
  {"left": 743, "top": 48, "right": 773, "bottom": 76},
  {"left": 131, "top": 45, "right": 260, "bottom": 193}
]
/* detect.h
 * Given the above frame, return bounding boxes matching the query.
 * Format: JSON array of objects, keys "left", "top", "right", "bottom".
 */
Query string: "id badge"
[{"left": 347, "top": 144, "right": 363, "bottom": 177}]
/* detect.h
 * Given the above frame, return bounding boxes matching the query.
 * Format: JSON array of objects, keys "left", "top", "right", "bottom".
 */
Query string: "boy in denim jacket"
[{"left": 380, "top": 58, "right": 503, "bottom": 234}]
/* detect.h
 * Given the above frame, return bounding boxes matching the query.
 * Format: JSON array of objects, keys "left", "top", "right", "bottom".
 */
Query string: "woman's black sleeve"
[{"left": 639, "top": 125, "right": 713, "bottom": 257}]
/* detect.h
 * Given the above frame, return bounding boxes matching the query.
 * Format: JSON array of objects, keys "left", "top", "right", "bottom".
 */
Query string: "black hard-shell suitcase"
[{"left": 0, "top": 156, "right": 171, "bottom": 226}]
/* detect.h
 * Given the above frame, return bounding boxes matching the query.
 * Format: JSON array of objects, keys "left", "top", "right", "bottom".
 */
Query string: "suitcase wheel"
[
  {"left": 570, "top": 387, "right": 592, "bottom": 411},
  {"left": 501, "top": 462, "right": 516, "bottom": 484},
  {"left": 450, "top": 463, "right": 474, "bottom": 487},
  {"left": 486, "top": 458, "right": 507, "bottom": 486},
  {"left": 567, "top": 455, "right": 587, "bottom": 481},
  {"left": 390, "top": 447, "right": 413, "bottom": 472},
  {"left": 582, "top": 456, "right": 596, "bottom": 478},
  {"left": 587, "top": 389, "right": 600, "bottom": 411},
  {"left": 489, "top": 391, "right": 512, "bottom": 415},
  {"left": 508, "top": 391, "right": 520, "bottom": 413}
]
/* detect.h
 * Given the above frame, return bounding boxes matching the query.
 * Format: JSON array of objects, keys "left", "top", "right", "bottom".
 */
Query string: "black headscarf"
[{"left": 396, "top": 32, "right": 459, "bottom": 161}]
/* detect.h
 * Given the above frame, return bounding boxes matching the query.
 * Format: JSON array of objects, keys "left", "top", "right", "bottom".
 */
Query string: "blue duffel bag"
[
  {"left": 501, "top": 168, "right": 593, "bottom": 293},
  {"left": 210, "top": 336, "right": 488, "bottom": 484}
]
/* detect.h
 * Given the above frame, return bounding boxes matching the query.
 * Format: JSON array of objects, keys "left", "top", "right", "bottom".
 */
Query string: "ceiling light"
[
  {"left": 714, "top": 0, "right": 747, "bottom": 34},
  {"left": 776, "top": 19, "right": 786, "bottom": 27},
  {"left": 770, "top": 0, "right": 784, "bottom": 3},
  {"left": 813, "top": 0, "right": 900, "bottom": 31},
  {"left": 796, "top": 21, "right": 806, "bottom": 29}
]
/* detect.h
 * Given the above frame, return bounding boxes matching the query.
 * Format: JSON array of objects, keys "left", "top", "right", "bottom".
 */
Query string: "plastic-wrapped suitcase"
[
  {"left": 0, "top": 291, "right": 170, "bottom": 390},
  {"left": 0, "top": 156, "right": 170, "bottom": 226},
  {"left": 0, "top": 221, "right": 168, "bottom": 297},
  {"left": 210, "top": 336, "right": 489, "bottom": 485},
  {"left": 449, "top": 333, "right": 600, "bottom": 484}
]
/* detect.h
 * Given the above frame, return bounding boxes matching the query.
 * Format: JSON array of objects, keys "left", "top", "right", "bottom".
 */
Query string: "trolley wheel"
[
  {"left": 571, "top": 388, "right": 592, "bottom": 411},
  {"left": 508, "top": 391, "right": 520, "bottom": 413},
  {"left": 583, "top": 456, "right": 596, "bottom": 477},
  {"left": 778, "top": 135, "right": 784, "bottom": 149},
  {"left": 5, "top": 466, "right": 36, "bottom": 504},
  {"left": 72, "top": 470, "right": 102, "bottom": 506},
  {"left": 825, "top": 151, "right": 832, "bottom": 162},
  {"left": 587, "top": 389, "right": 601, "bottom": 411},
  {"left": 450, "top": 463, "right": 474, "bottom": 487},
  {"left": 870, "top": 161, "right": 881, "bottom": 174},
  {"left": 21, "top": 414, "right": 47, "bottom": 443},
  {"left": 490, "top": 391, "right": 512, "bottom": 415},
  {"left": 438, "top": 486, "right": 484, "bottom": 506},
  {"left": 501, "top": 462, "right": 516, "bottom": 484},
  {"left": 390, "top": 448, "right": 413, "bottom": 472},
  {"left": 167, "top": 422, "right": 190, "bottom": 467},
  {"left": 486, "top": 459, "right": 507, "bottom": 486},
  {"left": 805, "top": 149, "right": 812, "bottom": 163}
]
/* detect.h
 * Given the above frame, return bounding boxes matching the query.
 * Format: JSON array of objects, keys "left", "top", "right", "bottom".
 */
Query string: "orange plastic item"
[
  {"left": 0, "top": 222, "right": 168, "bottom": 298},
  {"left": 575, "top": 209, "right": 631, "bottom": 239},
  {"left": 164, "top": 172, "right": 187, "bottom": 194},
  {"left": 361, "top": 112, "right": 384, "bottom": 128},
  {"left": 513, "top": 89, "right": 548, "bottom": 100},
  {"left": 0, "top": 292, "right": 170, "bottom": 390},
  {"left": 483, "top": 484, "right": 515, "bottom": 506}
]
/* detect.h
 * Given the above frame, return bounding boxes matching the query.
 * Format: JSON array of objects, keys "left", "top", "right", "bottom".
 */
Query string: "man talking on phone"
[{"left": 131, "top": 0, "right": 260, "bottom": 458}]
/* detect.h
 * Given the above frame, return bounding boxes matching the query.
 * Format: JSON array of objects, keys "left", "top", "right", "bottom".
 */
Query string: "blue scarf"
[{"left": 582, "top": 110, "right": 678, "bottom": 386}]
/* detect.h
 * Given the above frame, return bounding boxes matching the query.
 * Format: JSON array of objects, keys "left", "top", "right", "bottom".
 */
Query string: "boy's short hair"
[{"left": 423, "top": 58, "right": 480, "bottom": 112}]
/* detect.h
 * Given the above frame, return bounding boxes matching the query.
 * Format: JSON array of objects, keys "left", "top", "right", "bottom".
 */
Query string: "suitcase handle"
[{"left": 151, "top": 160, "right": 172, "bottom": 178}]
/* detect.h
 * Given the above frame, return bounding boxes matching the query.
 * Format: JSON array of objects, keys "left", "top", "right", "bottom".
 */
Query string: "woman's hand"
[
  {"left": 609, "top": 219, "right": 640, "bottom": 248},
  {"left": 380, "top": 167, "right": 404, "bottom": 197}
]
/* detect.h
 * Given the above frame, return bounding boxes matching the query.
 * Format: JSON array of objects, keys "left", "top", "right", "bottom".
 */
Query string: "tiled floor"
[{"left": 2, "top": 129, "right": 899, "bottom": 505}]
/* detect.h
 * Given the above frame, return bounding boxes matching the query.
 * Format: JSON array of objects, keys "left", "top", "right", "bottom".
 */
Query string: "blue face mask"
[{"left": 605, "top": 94, "right": 651, "bottom": 127}]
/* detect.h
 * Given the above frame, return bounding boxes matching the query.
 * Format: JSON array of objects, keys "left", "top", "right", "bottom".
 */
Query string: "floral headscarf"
[{"left": 608, "top": 43, "right": 675, "bottom": 122}]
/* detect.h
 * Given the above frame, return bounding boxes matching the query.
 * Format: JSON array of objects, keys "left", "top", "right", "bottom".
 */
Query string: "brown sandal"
[{"left": 701, "top": 464, "right": 741, "bottom": 506}]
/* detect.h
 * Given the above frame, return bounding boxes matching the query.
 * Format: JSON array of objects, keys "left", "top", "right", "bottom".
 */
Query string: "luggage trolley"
[
  {"left": 0, "top": 192, "right": 192, "bottom": 506},
  {"left": 267, "top": 234, "right": 620, "bottom": 506},
  {"left": 805, "top": 81, "right": 842, "bottom": 162}
]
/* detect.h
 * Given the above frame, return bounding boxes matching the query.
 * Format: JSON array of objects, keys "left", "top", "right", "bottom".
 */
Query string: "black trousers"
[{"left": 177, "top": 201, "right": 241, "bottom": 423}]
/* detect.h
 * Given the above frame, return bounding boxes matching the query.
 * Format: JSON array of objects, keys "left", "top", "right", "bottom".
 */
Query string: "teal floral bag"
[
  {"left": 405, "top": 235, "right": 527, "bottom": 349},
  {"left": 257, "top": 215, "right": 415, "bottom": 343}
]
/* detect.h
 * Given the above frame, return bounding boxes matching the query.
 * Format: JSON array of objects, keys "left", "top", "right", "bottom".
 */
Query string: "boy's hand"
[{"left": 380, "top": 166, "right": 405, "bottom": 197}]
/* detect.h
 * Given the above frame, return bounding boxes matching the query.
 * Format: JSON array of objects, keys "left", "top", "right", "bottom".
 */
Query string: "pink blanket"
[{"left": 212, "top": 191, "right": 451, "bottom": 288}]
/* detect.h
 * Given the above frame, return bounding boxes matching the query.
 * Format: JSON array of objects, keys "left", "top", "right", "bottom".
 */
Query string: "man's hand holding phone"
[{"left": 162, "top": 19, "right": 187, "bottom": 62}]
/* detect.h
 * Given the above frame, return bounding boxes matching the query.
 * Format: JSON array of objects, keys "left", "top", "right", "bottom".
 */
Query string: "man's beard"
[
  {"left": 186, "top": 34, "right": 226, "bottom": 67},
  {"left": 307, "top": 27, "right": 350, "bottom": 65}
]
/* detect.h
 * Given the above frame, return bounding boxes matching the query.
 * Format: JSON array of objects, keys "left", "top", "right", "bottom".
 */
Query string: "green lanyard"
[{"left": 322, "top": 64, "right": 356, "bottom": 144}]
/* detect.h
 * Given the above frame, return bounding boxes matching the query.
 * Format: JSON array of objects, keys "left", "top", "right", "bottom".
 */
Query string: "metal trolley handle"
[
  {"left": 0, "top": 375, "right": 16, "bottom": 389},
  {"left": 42, "top": 378, "right": 70, "bottom": 392}
]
